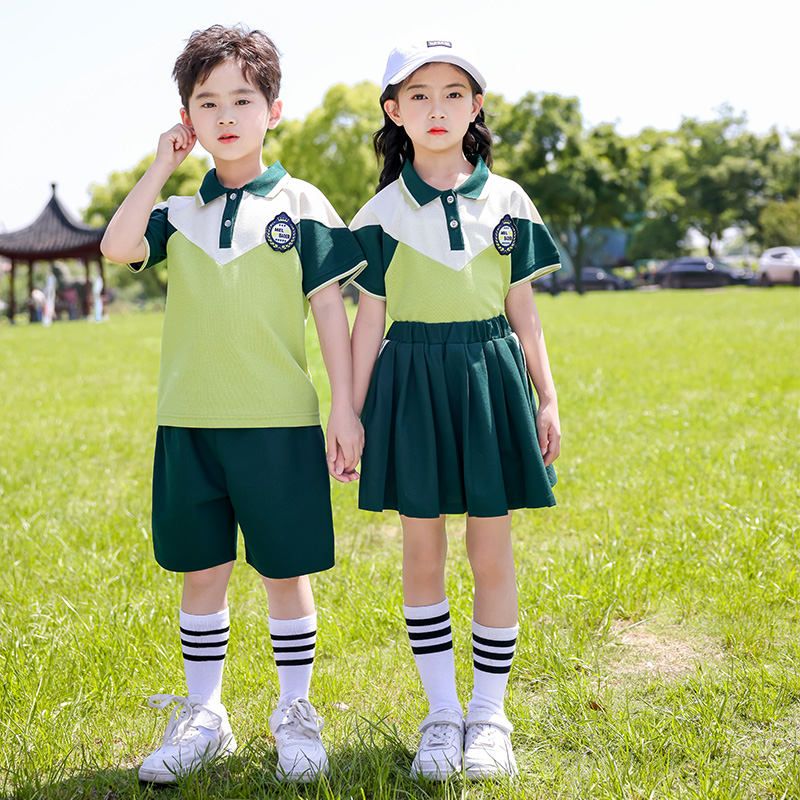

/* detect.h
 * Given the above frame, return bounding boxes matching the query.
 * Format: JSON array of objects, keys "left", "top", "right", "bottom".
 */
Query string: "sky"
[{"left": 1, "top": 0, "right": 797, "bottom": 232}]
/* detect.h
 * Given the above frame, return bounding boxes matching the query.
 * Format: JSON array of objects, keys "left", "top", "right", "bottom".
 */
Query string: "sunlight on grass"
[{"left": 1, "top": 288, "right": 798, "bottom": 798}]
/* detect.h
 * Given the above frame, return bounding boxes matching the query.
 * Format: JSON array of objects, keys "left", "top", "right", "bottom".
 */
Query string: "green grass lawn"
[{"left": 1, "top": 287, "right": 798, "bottom": 799}]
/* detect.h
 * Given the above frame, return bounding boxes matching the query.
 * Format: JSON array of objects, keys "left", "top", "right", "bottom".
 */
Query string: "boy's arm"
[
  {"left": 505, "top": 282, "right": 561, "bottom": 466},
  {"left": 309, "top": 282, "right": 364, "bottom": 482},
  {"left": 100, "top": 124, "right": 196, "bottom": 264},
  {"left": 350, "top": 294, "right": 386, "bottom": 417}
]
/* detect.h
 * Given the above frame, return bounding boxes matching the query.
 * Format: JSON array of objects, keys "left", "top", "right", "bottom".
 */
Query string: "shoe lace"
[
  {"left": 147, "top": 694, "right": 221, "bottom": 746},
  {"left": 423, "top": 722, "right": 460, "bottom": 750},
  {"left": 468, "top": 722, "right": 500, "bottom": 750},
  {"left": 276, "top": 698, "right": 324, "bottom": 741}
]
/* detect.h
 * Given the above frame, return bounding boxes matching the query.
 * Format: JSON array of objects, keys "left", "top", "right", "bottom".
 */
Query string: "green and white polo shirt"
[
  {"left": 131, "top": 163, "right": 366, "bottom": 428},
  {"left": 350, "top": 157, "right": 560, "bottom": 323}
]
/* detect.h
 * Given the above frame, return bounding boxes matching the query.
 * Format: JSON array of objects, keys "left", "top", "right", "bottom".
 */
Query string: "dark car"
[
  {"left": 652, "top": 257, "right": 754, "bottom": 289},
  {"left": 559, "top": 267, "right": 633, "bottom": 291}
]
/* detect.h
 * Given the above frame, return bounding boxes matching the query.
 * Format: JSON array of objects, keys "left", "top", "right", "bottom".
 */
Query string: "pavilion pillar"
[
  {"left": 81, "top": 258, "right": 91, "bottom": 317},
  {"left": 8, "top": 259, "right": 16, "bottom": 321}
]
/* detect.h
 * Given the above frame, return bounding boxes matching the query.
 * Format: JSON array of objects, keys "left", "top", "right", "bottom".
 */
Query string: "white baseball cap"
[{"left": 381, "top": 39, "right": 487, "bottom": 93}]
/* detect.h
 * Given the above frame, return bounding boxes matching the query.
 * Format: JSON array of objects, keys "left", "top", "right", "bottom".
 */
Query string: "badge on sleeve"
[
  {"left": 493, "top": 215, "right": 518, "bottom": 255},
  {"left": 265, "top": 212, "right": 297, "bottom": 252}
]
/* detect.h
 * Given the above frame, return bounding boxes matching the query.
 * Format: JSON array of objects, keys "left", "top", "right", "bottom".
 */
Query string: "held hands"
[
  {"left": 155, "top": 123, "right": 197, "bottom": 171},
  {"left": 536, "top": 399, "right": 561, "bottom": 467},
  {"left": 326, "top": 405, "right": 365, "bottom": 483}
]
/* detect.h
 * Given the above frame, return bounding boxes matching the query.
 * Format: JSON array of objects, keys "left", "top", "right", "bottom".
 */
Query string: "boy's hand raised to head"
[{"left": 155, "top": 123, "right": 197, "bottom": 171}]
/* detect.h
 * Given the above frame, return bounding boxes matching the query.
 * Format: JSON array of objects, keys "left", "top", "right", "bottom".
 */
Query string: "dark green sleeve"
[
  {"left": 129, "top": 207, "right": 174, "bottom": 272},
  {"left": 510, "top": 218, "right": 561, "bottom": 284},
  {"left": 351, "top": 224, "right": 399, "bottom": 299},
  {"left": 296, "top": 220, "right": 367, "bottom": 297}
]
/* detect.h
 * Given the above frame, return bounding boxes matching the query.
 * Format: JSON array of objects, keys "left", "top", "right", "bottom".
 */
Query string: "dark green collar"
[
  {"left": 400, "top": 155, "right": 490, "bottom": 207},
  {"left": 198, "top": 162, "right": 288, "bottom": 205}
]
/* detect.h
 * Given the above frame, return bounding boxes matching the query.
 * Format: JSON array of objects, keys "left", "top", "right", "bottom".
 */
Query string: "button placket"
[
  {"left": 219, "top": 191, "right": 243, "bottom": 248},
  {"left": 440, "top": 191, "right": 464, "bottom": 251}
]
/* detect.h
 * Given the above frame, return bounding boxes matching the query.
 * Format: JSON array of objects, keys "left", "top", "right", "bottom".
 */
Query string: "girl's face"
[{"left": 383, "top": 62, "right": 483, "bottom": 158}]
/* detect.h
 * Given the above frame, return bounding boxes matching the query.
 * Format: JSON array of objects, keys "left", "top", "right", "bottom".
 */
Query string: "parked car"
[
  {"left": 651, "top": 257, "right": 754, "bottom": 289},
  {"left": 757, "top": 246, "right": 800, "bottom": 286},
  {"left": 558, "top": 267, "right": 633, "bottom": 291}
]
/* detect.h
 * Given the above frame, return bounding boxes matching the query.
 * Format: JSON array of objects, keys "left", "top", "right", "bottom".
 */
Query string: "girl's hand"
[
  {"left": 326, "top": 405, "right": 364, "bottom": 482},
  {"left": 536, "top": 399, "right": 561, "bottom": 466},
  {"left": 155, "top": 123, "right": 196, "bottom": 171}
]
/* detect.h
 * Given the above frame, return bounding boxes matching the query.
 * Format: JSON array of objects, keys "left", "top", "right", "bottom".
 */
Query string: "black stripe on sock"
[
  {"left": 473, "top": 646, "right": 514, "bottom": 661},
  {"left": 183, "top": 653, "right": 227, "bottom": 662},
  {"left": 474, "top": 660, "right": 512, "bottom": 674},
  {"left": 274, "top": 657, "right": 314, "bottom": 666},
  {"left": 272, "top": 643, "right": 316, "bottom": 653},
  {"left": 473, "top": 632, "right": 516, "bottom": 648},
  {"left": 405, "top": 612, "right": 450, "bottom": 627},
  {"left": 181, "top": 638, "right": 228, "bottom": 649},
  {"left": 408, "top": 625, "right": 452, "bottom": 641},
  {"left": 269, "top": 630, "right": 317, "bottom": 641},
  {"left": 411, "top": 641, "right": 454, "bottom": 656},
  {"left": 179, "top": 625, "right": 230, "bottom": 637}
]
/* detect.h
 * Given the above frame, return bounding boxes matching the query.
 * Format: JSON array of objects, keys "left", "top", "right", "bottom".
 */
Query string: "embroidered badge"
[
  {"left": 265, "top": 212, "right": 297, "bottom": 252},
  {"left": 493, "top": 215, "right": 517, "bottom": 255}
]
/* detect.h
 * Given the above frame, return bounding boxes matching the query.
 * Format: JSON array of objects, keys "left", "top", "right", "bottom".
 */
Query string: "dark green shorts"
[{"left": 152, "top": 426, "right": 334, "bottom": 578}]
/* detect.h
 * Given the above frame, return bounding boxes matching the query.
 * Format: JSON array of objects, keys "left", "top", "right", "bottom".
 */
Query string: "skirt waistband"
[{"left": 386, "top": 316, "right": 511, "bottom": 345}]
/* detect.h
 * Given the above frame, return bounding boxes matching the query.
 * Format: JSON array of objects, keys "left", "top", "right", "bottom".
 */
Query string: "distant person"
[
  {"left": 101, "top": 24, "right": 365, "bottom": 785},
  {"left": 92, "top": 273, "right": 104, "bottom": 322},
  {"left": 42, "top": 271, "right": 56, "bottom": 327},
  {"left": 350, "top": 41, "right": 561, "bottom": 780},
  {"left": 29, "top": 288, "right": 44, "bottom": 322}
]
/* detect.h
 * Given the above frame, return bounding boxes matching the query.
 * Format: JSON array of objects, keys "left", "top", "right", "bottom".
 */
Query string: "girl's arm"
[
  {"left": 309, "top": 282, "right": 364, "bottom": 482},
  {"left": 350, "top": 293, "right": 387, "bottom": 416},
  {"left": 101, "top": 123, "right": 196, "bottom": 264},
  {"left": 505, "top": 282, "right": 561, "bottom": 466}
]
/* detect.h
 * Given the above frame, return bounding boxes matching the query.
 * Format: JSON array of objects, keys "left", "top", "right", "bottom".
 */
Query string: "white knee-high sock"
[
  {"left": 404, "top": 599, "right": 461, "bottom": 715},
  {"left": 180, "top": 608, "right": 230, "bottom": 714},
  {"left": 468, "top": 620, "right": 518, "bottom": 715},
  {"left": 269, "top": 613, "right": 317, "bottom": 707}
]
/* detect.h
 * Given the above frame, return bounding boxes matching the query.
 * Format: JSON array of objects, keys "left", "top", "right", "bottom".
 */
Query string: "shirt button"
[
  {"left": 229, "top": 193, "right": 237, "bottom": 200},
  {"left": 449, "top": 220, "right": 459, "bottom": 228},
  {"left": 446, "top": 195, "right": 455, "bottom": 204},
  {"left": 224, "top": 220, "right": 232, "bottom": 227}
]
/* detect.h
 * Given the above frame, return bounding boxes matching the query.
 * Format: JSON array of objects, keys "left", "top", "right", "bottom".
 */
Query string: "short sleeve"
[
  {"left": 350, "top": 224, "right": 394, "bottom": 300},
  {"left": 293, "top": 187, "right": 366, "bottom": 297},
  {"left": 509, "top": 194, "right": 562, "bottom": 286},
  {"left": 128, "top": 205, "right": 170, "bottom": 273}
]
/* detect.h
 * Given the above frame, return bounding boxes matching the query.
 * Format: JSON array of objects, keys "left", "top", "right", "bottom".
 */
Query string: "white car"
[{"left": 758, "top": 246, "right": 800, "bottom": 286}]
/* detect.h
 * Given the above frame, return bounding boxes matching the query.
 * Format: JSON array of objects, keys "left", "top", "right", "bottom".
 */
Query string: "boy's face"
[{"left": 181, "top": 60, "right": 282, "bottom": 166}]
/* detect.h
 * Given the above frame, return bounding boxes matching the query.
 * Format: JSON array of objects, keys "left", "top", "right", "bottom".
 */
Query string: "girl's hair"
[
  {"left": 373, "top": 66, "right": 493, "bottom": 192},
  {"left": 173, "top": 24, "right": 281, "bottom": 110}
]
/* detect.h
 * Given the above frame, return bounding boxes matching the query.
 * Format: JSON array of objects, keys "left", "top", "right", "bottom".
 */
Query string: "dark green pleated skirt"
[{"left": 358, "top": 315, "right": 557, "bottom": 518}]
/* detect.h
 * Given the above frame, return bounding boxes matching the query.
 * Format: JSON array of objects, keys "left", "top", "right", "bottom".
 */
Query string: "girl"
[{"left": 350, "top": 41, "right": 561, "bottom": 780}]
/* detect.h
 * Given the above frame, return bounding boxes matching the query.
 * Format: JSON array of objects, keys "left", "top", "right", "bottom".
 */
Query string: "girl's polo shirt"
[
  {"left": 131, "top": 163, "right": 366, "bottom": 428},
  {"left": 350, "top": 157, "right": 561, "bottom": 323}
]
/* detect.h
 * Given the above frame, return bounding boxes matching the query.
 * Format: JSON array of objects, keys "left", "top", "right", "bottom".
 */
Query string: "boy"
[{"left": 101, "top": 25, "right": 365, "bottom": 784}]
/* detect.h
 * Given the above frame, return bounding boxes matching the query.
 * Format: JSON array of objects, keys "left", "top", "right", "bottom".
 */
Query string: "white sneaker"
[
  {"left": 138, "top": 694, "right": 236, "bottom": 783},
  {"left": 269, "top": 697, "right": 329, "bottom": 782},
  {"left": 410, "top": 708, "right": 464, "bottom": 780},
  {"left": 463, "top": 708, "right": 518, "bottom": 779}
]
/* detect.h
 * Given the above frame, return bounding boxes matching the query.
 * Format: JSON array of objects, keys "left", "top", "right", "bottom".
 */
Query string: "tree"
[
  {"left": 85, "top": 153, "right": 209, "bottom": 297},
  {"left": 493, "top": 93, "right": 641, "bottom": 291},
  {"left": 263, "top": 82, "right": 383, "bottom": 223},
  {"left": 759, "top": 199, "right": 800, "bottom": 246}
]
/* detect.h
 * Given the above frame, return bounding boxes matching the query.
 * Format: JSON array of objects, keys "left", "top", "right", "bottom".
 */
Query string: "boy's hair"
[
  {"left": 173, "top": 24, "right": 281, "bottom": 109},
  {"left": 373, "top": 66, "right": 493, "bottom": 192}
]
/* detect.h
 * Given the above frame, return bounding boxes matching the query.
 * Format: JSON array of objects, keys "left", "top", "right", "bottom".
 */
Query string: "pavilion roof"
[{"left": 0, "top": 185, "right": 106, "bottom": 261}]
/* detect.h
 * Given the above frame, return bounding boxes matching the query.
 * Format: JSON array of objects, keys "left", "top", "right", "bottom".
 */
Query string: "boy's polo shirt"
[
  {"left": 350, "top": 157, "right": 560, "bottom": 323},
  {"left": 131, "top": 163, "right": 366, "bottom": 428}
]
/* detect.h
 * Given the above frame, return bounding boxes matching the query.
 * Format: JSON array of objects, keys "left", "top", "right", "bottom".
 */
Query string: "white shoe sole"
[{"left": 138, "top": 734, "right": 237, "bottom": 783}]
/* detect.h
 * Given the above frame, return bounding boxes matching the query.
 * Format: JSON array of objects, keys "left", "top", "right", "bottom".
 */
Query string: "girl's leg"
[
  {"left": 401, "top": 515, "right": 460, "bottom": 713},
  {"left": 261, "top": 574, "right": 317, "bottom": 705},
  {"left": 180, "top": 561, "right": 236, "bottom": 713},
  {"left": 464, "top": 513, "right": 518, "bottom": 713},
  {"left": 463, "top": 514, "right": 519, "bottom": 777},
  {"left": 402, "top": 515, "right": 463, "bottom": 779}
]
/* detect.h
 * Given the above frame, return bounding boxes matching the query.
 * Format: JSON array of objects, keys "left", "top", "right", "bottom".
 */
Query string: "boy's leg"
[
  {"left": 262, "top": 574, "right": 328, "bottom": 783},
  {"left": 139, "top": 561, "right": 237, "bottom": 784},
  {"left": 401, "top": 515, "right": 462, "bottom": 779},
  {"left": 462, "top": 514, "right": 519, "bottom": 778}
]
